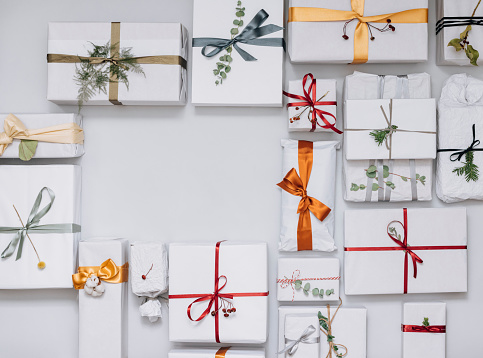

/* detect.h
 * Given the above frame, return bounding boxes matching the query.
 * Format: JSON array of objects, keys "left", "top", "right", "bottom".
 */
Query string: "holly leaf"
[
  {"left": 460, "top": 25, "right": 472, "bottom": 40},
  {"left": 448, "top": 38, "right": 464, "bottom": 51},
  {"left": 19, "top": 140, "right": 38, "bottom": 161}
]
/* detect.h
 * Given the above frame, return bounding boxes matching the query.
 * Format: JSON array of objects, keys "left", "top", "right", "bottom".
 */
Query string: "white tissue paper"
[{"left": 281, "top": 314, "right": 320, "bottom": 358}]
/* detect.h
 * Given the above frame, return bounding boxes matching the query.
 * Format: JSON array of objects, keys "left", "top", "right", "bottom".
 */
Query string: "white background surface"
[{"left": 0, "top": 0, "right": 482, "bottom": 357}]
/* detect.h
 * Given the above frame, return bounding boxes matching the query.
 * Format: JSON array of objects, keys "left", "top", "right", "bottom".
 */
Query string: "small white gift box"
[
  {"left": 344, "top": 208, "right": 468, "bottom": 295},
  {"left": 169, "top": 348, "right": 265, "bottom": 358},
  {"left": 344, "top": 99, "right": 437, "bottom": 160},
  {"left": 169, "top": 241, "right": 268, "bottom": 343},
  {"left": 277, "top": 257, "right": 340, "bottom": 302},
  {"left": 402, "top": 302, "right": 446, "bottom": 358},
  {"left": 0, "top": 165, "right": 81, "bottom": 289},
  {"left": 280, "top": 314, "right": 320, "bottom": 358},
  {"left": 47, "top": 22, "right": 188, "bottom": 105}
]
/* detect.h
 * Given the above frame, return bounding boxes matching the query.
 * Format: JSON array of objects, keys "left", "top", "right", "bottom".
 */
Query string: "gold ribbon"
[
  {"left": 215, "top": 347, "right": 230, "bottom": 358},
  {"left": 288, "top": 0, "right": 428, "bottom": 64},
  {"left": 320, "top": 299, "right": 348, "bottom": 358},
  {"left": 72, "top": 259, "right": 129, "bottom": 289},
  {"left": 47, "top": 22, "right": 188, "bottom": 105},
  {"left": 0, "top": 114, "right": 84, "bottom": 156}
]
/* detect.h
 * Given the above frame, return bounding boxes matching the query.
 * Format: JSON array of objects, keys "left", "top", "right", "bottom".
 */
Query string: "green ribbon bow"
[{"left": 0, "top": 187, "right": 81, "bottom": 261}]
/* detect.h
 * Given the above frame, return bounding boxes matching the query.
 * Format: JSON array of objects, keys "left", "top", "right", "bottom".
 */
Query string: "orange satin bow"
[{"left": 72, "top": 259, "right": 129, "bottom": 289}]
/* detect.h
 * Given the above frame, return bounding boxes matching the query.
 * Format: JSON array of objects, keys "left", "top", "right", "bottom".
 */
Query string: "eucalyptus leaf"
[
  {"left": 231, "top": 28, "right": 239, "bottom": 35},
  {"left": 233, "top": 19, "right": 240, "bottom": 25},
  {"left": 226, "top": 55, "right": 233, "bottom": 63},
  {"left": 401, "top": 176, "right": 408, "bottom": 182},
  {"left": 367, "top": 165, "right": 377, "bottom": 174},
  {"left": 383, "top": 165, "right": 390, "bottom": 178},
  {"left": 19, "top": 140, "right": 38, "bottom": 161},
  {"left": 319, "top": 290, "right": 324, "bottom": 297},
  {"left": 225, "top": 66, "right": 231, "bottom": 73},
  {"left": 304, "top": 283, "right": 310, "bottom": 291},
  {"left": 372, "top": 183, "right": 380, "bottom": 191},
  {"left": 366, "top": 171, "right": 376, "bottom": 179},
  {"left": 236, "top": 11, "right": 245, "bottom": 17},
  {"left": 238, "top": 20, "right": 244, "bottom": 26},
  {"left": 360, "top": 184, "right": 366, "bottom": 190},
  {"left": 350, "top": 183, "right": 360, "bottom": 191},
  {"left": 312, "top": 288, "right": 319, "bottom": 296},
  {"left": 220, "top": 72, "right": 227, "bottom": 79}
]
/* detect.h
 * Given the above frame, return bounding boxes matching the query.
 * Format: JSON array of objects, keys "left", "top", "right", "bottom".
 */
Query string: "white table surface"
[{"left": 0, "top": 0, "right": 482, "bottom": 357}]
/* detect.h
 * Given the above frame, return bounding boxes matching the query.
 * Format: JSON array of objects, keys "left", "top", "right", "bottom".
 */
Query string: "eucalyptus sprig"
[
  {"left": 350, "top": 165, "right": 426, "bottom": 192},
  {"left": 370, "top": 125, "right": 398, "bottom": 146},
  {"left": 453, "top": 150, "right": 479, "bottom": 182},
  {"left": 293, "top": 279, "right": 334, "bottom": 299},
  {"left": 388, "top": 227, "right": 402, "bottom": 241}
]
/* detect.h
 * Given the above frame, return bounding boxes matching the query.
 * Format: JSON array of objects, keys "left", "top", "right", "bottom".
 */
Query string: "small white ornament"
[{"left": 84, "top": 274, "right": 105, "bottom": 297}]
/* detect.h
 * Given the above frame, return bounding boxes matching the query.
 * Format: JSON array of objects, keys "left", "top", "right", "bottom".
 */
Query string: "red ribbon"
[
  {"left": 402, "top": 324, "right": 446, "bottom": 333},
  {"left": 168, "top": 241, "right": 269, "bottom": 343},
  {"left": 344, "top": 208, "right": 467, "bottom": 294},
  {"left": 283, "top": 73, "right": 342, "bottom": 134}
]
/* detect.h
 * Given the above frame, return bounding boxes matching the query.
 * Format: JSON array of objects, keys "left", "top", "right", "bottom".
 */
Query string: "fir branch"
[
  {"left": 369, "top": 125, "right": 398, "bottom": 146},
  {"left": 453, "top": 150, "right": 479, "bottom": 182}
]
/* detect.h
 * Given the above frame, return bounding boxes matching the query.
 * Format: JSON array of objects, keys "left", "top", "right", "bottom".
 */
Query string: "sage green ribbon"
[{"left": 0, "top": 187, "right": 81, "bottom": 261}]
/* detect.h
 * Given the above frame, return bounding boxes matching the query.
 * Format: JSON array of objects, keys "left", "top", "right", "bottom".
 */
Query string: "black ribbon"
[
  {"left": 192, "top": 9, "right": 284, "bottom": 61},
  {"left": 437, "top": 124, "right": 483, "bottom": 161},
  {"left": 436, "top": 16, "right": 483, "bottom": 35}
]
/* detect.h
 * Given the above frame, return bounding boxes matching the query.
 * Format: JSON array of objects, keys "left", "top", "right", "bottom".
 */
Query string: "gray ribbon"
[
  {"left": 279, "top": 325, "right": 319, "bottom": 355},
  {"left": 396, "top": 75, "right": 410, "bottom": 99},
  {"left": 0, "top": 187, "right": 81, "bottom": 260}
]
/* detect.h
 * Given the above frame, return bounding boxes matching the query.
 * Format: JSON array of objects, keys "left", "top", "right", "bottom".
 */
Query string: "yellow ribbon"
[
  {"left": 0, "top": 114, "right": 84, "bottom": 156},
  {"left": 288, "top": 0, "right": 428, "bottom": 64},
  {"left": 72, "top": 259, "right": 129, "bottom": 289}
]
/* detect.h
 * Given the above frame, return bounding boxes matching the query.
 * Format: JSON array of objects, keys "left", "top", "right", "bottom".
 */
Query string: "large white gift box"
[
  {"left": 169, "top": 241, "right": 268, "bottom": 343},
  {"left": 402, "top": 302, "right": 446, "bottom": 358},
  {"left": 169, "top": 348, "right": 265, "bottom": 358},
  {"left": 191, "top": 0, "right": 284, "bottom": 106},
  {"left": 345, "top": 99, "right": 436, "bottom": 160},
  {"left": 277, "top": 257, "right": 340, "bottom": 302},
  {"left": 278, "top": 306, "right": 367, "bottom": 358},
  {"left": 287, "top": 0, "right": 428, "bottom": 64},
  {"left": 280, "top": 314, "right": 320, "bottom": 358},
  {"left": 437, "top": 74, "right": 483, "bottom": 203},
  {"left": 47, "top": 22, "right": 188, "bottom": 105},
  {"left": 77, "top": 238, "right": 129, "bottom": 358},
  {"left": 278, "top": 140, "right": 338, "bottom": 252},
  {"left": 0, "top": 165, "right": 81, "bottom": 289},
  {"left": 344, "top": 208, "right": 468, "bottom": 295}
]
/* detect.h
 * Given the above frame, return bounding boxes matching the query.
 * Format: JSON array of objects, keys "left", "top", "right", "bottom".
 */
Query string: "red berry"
[
  {"left": 370, "top": 36, "right": 375, "bottom": 41},
  {"left": 224, "top": 313, "right": 229, "bottom": 318},
  {"left": 232, "top": 308, "right": 237, "bottom": 312},
  {"left": 295, "top": 107, "right": 299, "bottom": 110},
  {"left": 387, "top": 19, "right": 391, "bottom": 23},
  {"left": 222, "top": 308, "right": 226, "bottom": 313},
  {"left": 142, "top": 275, "right": 146, "bottom": 280},
  {"left": 211, "top": 311, "right": 216, "bottom": 316},
  {"left": 342, "top": 35, "right": 349, "bottom": 40}
]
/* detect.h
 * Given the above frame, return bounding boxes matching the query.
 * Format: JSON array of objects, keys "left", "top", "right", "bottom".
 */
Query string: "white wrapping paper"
[
  {"left": 437, "top": 74, "right": 483, "bottom": 203},
  {"left": 287, "top": 0, "right": 428, "bottom": 63},
  {"left": 344, "top": 208, "right": 468, "bottom": 295},
  {"left": 277, "top": 257, "right": 340, "bottom": 302},
  {"left": 169, "top": 348, "right": 265, "bottom": 358},
  {"left": 0, "top": 165, "right": 81, "bottom": 289},
  {"left": 78, "top": 238, "right": 129, "bottom": 358},
  {"left": 191, "top": 0, "right": 283, "bottom": 106},
  {"left": 402, "top": 302, "right": 446, "bottom": 358},
  {"left": 169, "top": 242, "right": 268, "bottom": 343},
  {"left": 48, "top": 22, "right": 188, "bottom": 105},
  {"left": 279, "top": 140, "right": 338, "bottom": 252},
  {"left": 131, "top": 241, "right": 168, "bottom": 298},
  {"left": 283, "top": 314, "right": 320, "bottom": 358}
]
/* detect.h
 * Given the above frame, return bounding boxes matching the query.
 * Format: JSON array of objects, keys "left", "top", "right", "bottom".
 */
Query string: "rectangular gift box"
[
  {"left": 282, "top": 314, "right": 320, "bottom": 358},
  {"left": 345, "top": 99, "right": 437, "bottom": 160},
  {"left": 169, "top": 348, "right": 265, "bottom": 358},
  {"left": 277, "top": 257, "right": 340, "bottom": 302},
  {"left": 287, "top": 0, "right": 428, "bottom": 64},
  {"left": 402, "top": 302, "right": 446, "bottom": 358},
  {"left": 0, "top": 165, "right": 81, "bottom": 289},
  {"left": 47, "top": 22, "right": 188, "bottom": 105},
  {"left": 169, "top": 241, "right": 268, "bottom": 343},
  {"left": 278, "top": 306, "right": 367, "bottom": 358},
  {"left": 191, "top": 0, "right": 284, "bottom": 106},
  {"left": 345, "top": 208, "right": 468, "bottom": 295},
  {"left": 78, "top": 238, "right": 129, "bottom": 358}
]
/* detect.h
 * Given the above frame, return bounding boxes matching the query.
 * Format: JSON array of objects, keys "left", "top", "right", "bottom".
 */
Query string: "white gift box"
[
  {"left": 47, "top": 22, "right": 188, "bottom": 105},
  {"left": 169, "top": 241, "right": 268, "bottom": 343},
  {"left": 169, "top": 348, "right": 265, "bottom": 358},
  {"left": 437, "top": 0, "right": 483, "bottom": 66},
  {"left": 278, "top": 306, "right": 367, "bottom": 358},
  {"left": 437, "top": 74, "right": 483, "bottom": 203},
  {"left": 0, "top": 165, "right": 81, "bottom": 289},
  {"left": 282, "top": 314, "right": 320, "bottom": 358},
  {"left": 78, "top": 238, "right": 129, "bottom": 358},
  {"left": 344, "top": 208, "right": 468, "bottom": 295},
  {"left": 287, "top": 0, "right": 428, "bottom": 63},
  {"left": 345, "top": 99, "right": 437, "bottom": 160},
  {"left": 402, "top": 302, "right": 446, "bottom": 358},
  {"left": 191, "top": 0, "right": 284, "bottom": 106},
  {"left": 277, "top": 257, "right": 340, "bottom": 302},
  {"left": 279, "top": 140, "right": 338, "bottom": 252}
]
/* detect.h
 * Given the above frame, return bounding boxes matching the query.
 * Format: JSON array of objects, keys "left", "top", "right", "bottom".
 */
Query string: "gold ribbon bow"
[
  {"left": 277, "top": 141, "right": 331, "bottom": 251},
  {"left": 0, "top": 114, "right": 84, "bottom": 156},
  {"left": 72, "top": 259, "right": 129, "bottom": 289},
  {"left": 288, "top": 0, "right": 428, "bottom": 64}
]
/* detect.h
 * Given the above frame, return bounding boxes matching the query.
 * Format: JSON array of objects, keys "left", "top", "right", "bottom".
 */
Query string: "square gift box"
[
  {"left": 402, "top": 302, "right": 446, "bottom": 358},
  {"left": 345, "top": 208, "right": 468, "bottom": 295},
  {"left": 191, "top": 0, "right": 284, "bottom": 106},
  {"left": 169, "top": 241, "right": 268, "bottom": 343},
  {"left": 0, "top": 165, "right": 81, "bottom": 289},
  {"left": 277, "top": 257, "right": 340, "bottom": 302},
  {"left": 169, "top": 348, "right": 265, "bottom": 358},
  {"left": 287, "top": 0, "right": 428, "bottom": 64},
  {"left": 47, "top": 22, "right": 188, "bottom": 105}
]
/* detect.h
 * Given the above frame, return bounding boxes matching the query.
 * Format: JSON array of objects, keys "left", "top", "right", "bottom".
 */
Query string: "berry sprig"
[
  {"left": 289, "top": 91, "right": 329, "bottom": 125},
  {"left": 142, "top": 264, "right": 153, "bottom": 280},
  {"left": 210, "top": 298, "right": 237, "bottom": 318},
  {"left": 342, "top": 19, "right": 395, "bottom": 41}
]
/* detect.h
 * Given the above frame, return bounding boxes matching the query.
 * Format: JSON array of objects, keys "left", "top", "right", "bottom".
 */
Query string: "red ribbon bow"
[
  {"left": 283, "top": 73, "right": 342, "bottom": 134},
  {"left": 402, "top": 324, "right": 446, "bottom": 333}
]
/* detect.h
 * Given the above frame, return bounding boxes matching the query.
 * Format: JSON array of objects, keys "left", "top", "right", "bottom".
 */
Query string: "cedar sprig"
[
  {"left": 370, "top": 125, "right": 398, "bottom": 146},
  {"left": 453, "top": 150, "right": 479, "bottom": 182}
]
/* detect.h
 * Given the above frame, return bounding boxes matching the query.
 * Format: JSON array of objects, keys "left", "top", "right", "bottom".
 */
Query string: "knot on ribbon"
[
  {"left": 279, "top": 325, "right": 320, "bottom": 355},
  {"left": 72, "top": 259, "right": 129, "bottom": 290},
  {"left": 450, "top": 124, "right": 480, "bottom": 162},
  {"left": 87, "top": 56, "right": 129, "bottom": 71}
]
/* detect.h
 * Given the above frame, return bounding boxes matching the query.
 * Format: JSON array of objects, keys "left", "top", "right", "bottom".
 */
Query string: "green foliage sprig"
[
  {"left": 452, "top": 150, "right": 479, "bottom": 182},
  {"left": 350, "top": 165, "right": 426, "bottom": 192},
  {"left": 294, "top": 279, "right": 334, "bottom": 299},
  {"left": 422, "top": 317, "right": 430, "bottom": 327},
  {"left": 388, "top": 227, "right": 402, "bottom": 241},
  {"left": 370, "top": 125, "right": 398, "bottom": 146},
  {"left": 318, "top": 312, "right": 343, "bottom": 358}
]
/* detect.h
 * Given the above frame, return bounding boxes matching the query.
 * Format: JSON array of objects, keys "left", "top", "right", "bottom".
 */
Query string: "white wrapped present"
[
  {"left": 74, "top": 238, "right": 129, "bottom": 358},
  {"left": 344, "top": 208, "right": 468, "bottom": 295},
  {"left": 277, "top": 257, "right": 340, "bottom": 302},
  {"left": 402, "top": 302, "right": 446, "bottom": 358},
  {"left": 437, "top": 74, "right": 483, "bottom": 203},
  {"left": 0, "top": 165, "right": 81, "bottom": 289},
  {"left": 287, "top": 0, "right": 428, "bottom": 64},
  {"left": 47, "top": 22, "right": 188, "bottom": 105},
  {"left": 278, "top": 140, "right": 339, "bottom": 252},
  {"left": 279, "top": 314, "right": 320, "bottom": 358},
  {"left": 169, "top": 348, "right": 265, "bottom": 358},
  {"left": 169, "top": 241, "right": 268, "bottom": 343},
  {"left": 191, "top": 0, "right": 284, "bottom": 106}
]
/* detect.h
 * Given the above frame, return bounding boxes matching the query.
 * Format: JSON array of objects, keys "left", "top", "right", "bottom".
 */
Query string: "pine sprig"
[
  {"left": 453, "top": 150, "right": 479, "bottom": 182},
  {"left": 370, "top": 125, "right": 398, "bottom": 146}
]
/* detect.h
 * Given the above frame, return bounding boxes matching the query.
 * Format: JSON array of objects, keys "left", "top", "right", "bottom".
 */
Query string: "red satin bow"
[{"left": 402, "top": 324, "right": 446, "bottom": 333}]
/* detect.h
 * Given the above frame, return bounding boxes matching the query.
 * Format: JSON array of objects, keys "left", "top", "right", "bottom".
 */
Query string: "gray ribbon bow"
[
  {"left": 0, "top": 187, "right": 81, "bottom": 260},
  {"left": 278, "top": 325, "right": 320, "bottom": 355}
]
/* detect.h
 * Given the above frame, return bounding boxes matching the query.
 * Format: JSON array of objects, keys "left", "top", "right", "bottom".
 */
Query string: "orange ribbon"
[
  {"left": 215, "top": 347, "right": 230, "bottom": 358},
  {"left": 72, "top": 259, "right": 129, "bottom": 289},
  {"left": 277, "top": 141, "right": 331, "bottom": 251}
]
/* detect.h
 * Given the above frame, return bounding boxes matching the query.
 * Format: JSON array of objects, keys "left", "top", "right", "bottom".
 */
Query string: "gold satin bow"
[
  {"left": 72, "top": 259, "right": 129, "bottom": 289},
  {"left": 0, "top": 114, "right": 84, "bottom": 156}
]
